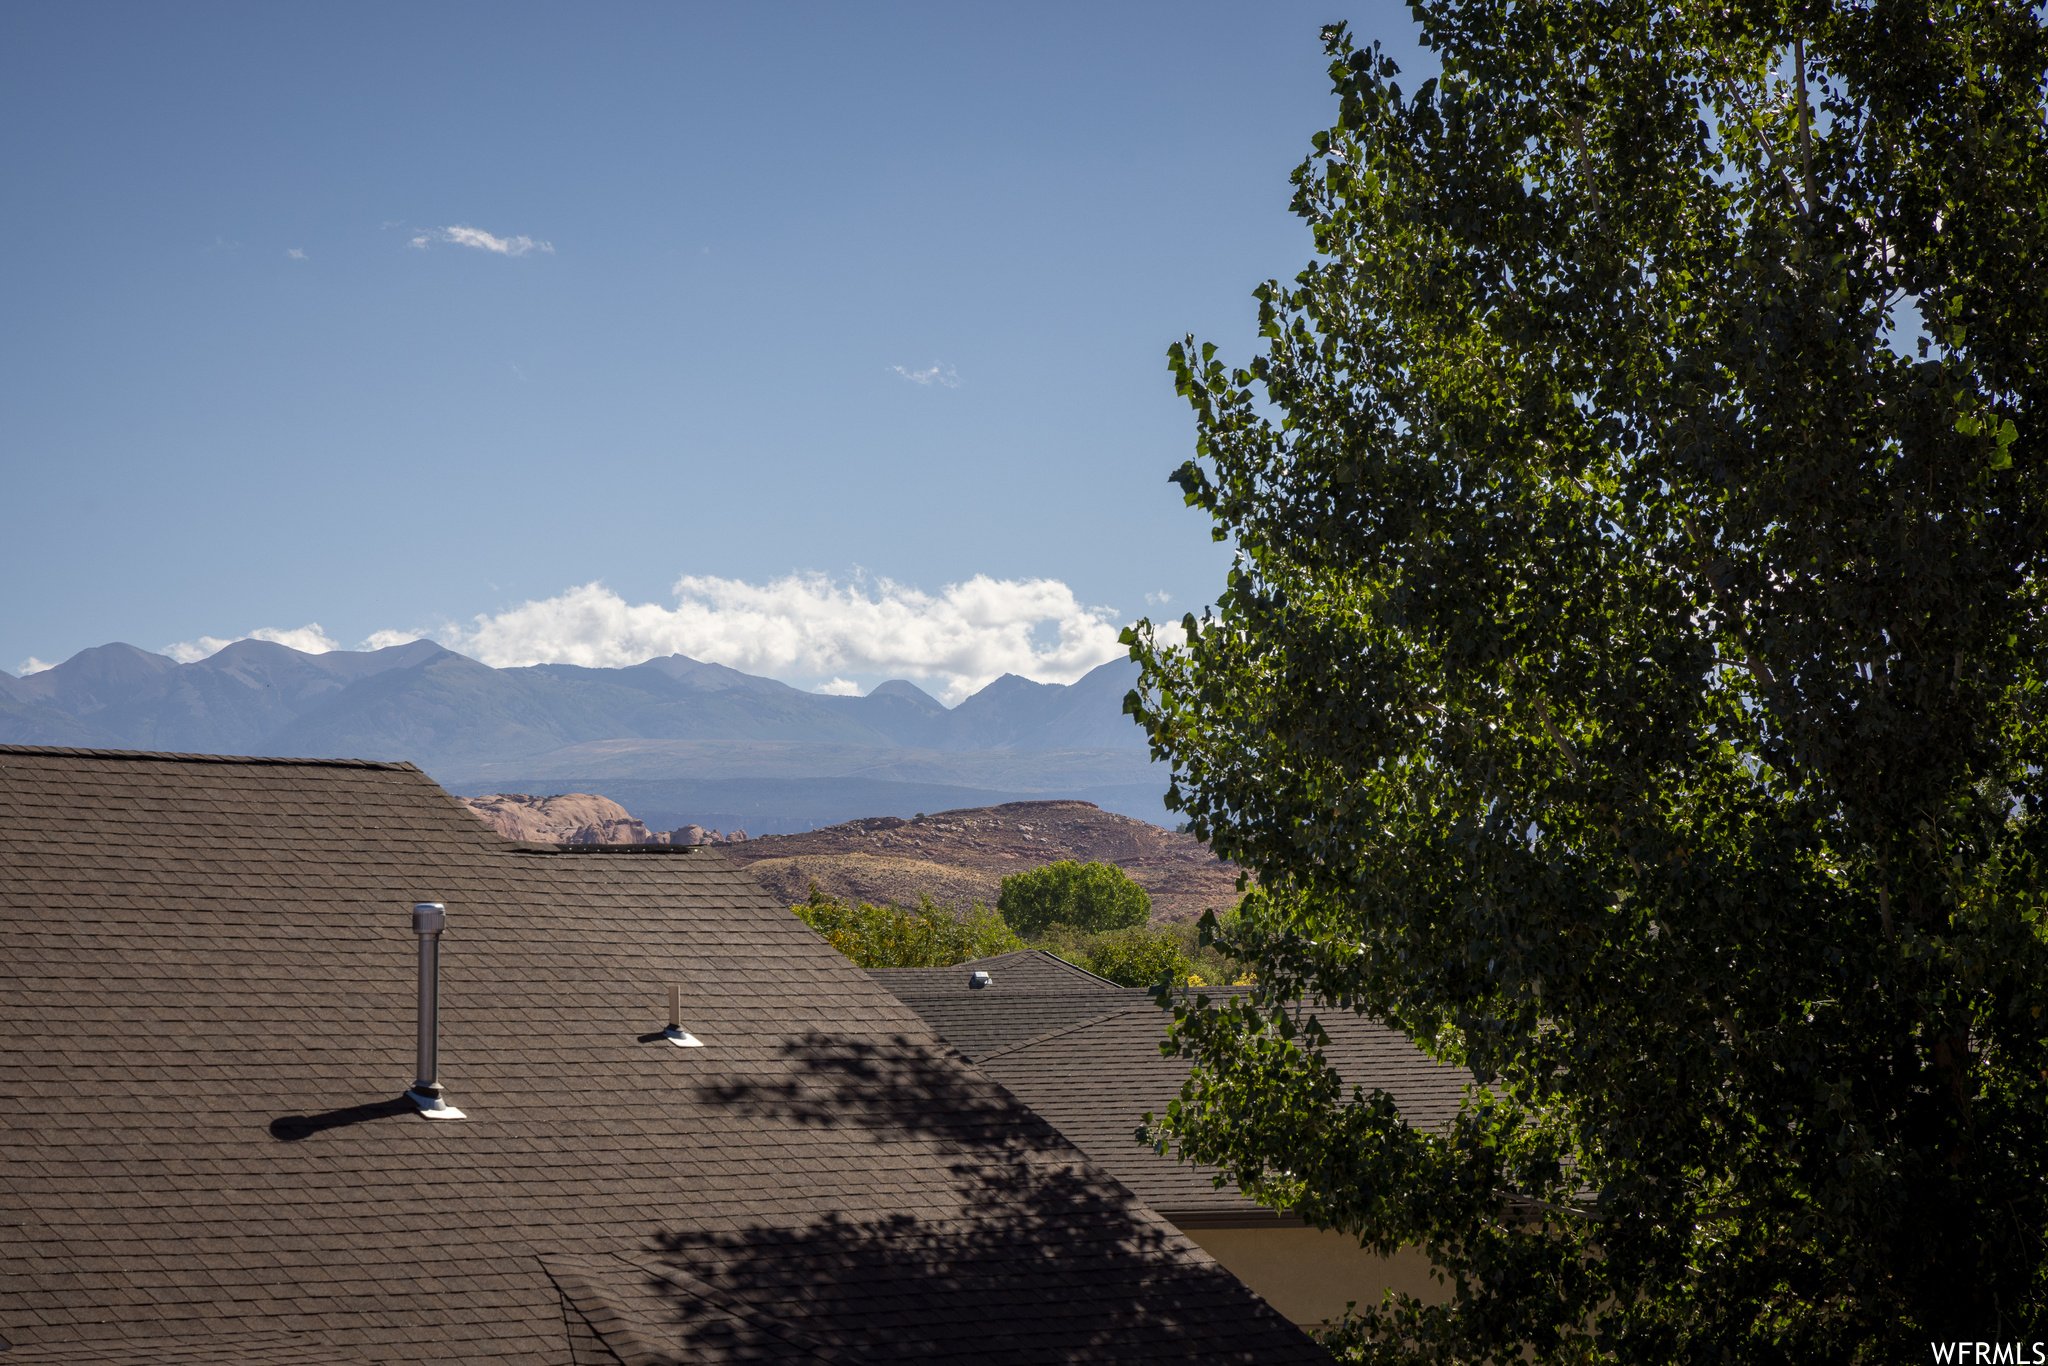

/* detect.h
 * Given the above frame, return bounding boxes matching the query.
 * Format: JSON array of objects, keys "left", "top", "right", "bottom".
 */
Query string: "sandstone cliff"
[{"left": 460, "top": 792, "right": 746, "bottom": 845}]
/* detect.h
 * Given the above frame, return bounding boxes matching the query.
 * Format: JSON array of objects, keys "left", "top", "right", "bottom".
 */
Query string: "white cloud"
[
  {"left": 890, "top": 361, "right": 959, "bottom": 388},
  {"left": 250, "top": 624, "right": 343, "bottom": 652},
  {"left": 1145, "top": 590, "right": 1172, "bottom": 607},
  {"left": 163, "top": 637, "right": 237, "bottom": 663},
  {"left": 162, "top": 623, "right": 343, "bottom": 664},
  {"left": 411, "top": 224, "right": 554, "bottom": 257},
  {"left": 287, "top": 248, "right": 307, "bottom": 260},
  {"left": 16, "top": 657, "right": 54, "bottom": 676},
  {"left": 437, "top": 572, "right": 1127, "bottom": 703},
  {"left": 120, "top": 574, "right": 1161, "bottom": 700}
]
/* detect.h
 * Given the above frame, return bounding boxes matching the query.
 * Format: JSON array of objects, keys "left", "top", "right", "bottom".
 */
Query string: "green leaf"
[{"left": 1140, "top": 7, "right": 2048, "bottom": 1358}]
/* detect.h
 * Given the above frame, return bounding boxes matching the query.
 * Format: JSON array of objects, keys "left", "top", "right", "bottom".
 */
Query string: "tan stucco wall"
[{"left": 1180, "top": 1226, "right": 1449, "bottom": 1329}]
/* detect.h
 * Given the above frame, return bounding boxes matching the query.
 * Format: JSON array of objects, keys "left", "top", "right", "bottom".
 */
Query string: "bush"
[
  {"left": 1030, "top": 917, "right": 1251, "bottom": 989},
  {"left": 996, "top": 860, "right": 1151, "bottom": 937},
  {"left": 791, "top": 883, "right": 1021, "bottom": 968},
  {"left": 1080, "top": 926, "right": 1195, "bottom": 988}
]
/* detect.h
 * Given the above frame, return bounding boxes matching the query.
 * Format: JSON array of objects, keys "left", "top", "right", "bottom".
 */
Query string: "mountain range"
[{"left": 0, "top": 640, "right": 1165, "bottom": 831}]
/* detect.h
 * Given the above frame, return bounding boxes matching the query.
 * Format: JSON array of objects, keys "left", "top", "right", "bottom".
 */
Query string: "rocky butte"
[{"left": 460, "top": 792, "right": 747, "bottom": 845}]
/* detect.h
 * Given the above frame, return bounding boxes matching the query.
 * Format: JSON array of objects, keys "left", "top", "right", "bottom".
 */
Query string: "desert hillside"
[{"left": 720, "top": 799, "right": 1242, "bottom": 923}]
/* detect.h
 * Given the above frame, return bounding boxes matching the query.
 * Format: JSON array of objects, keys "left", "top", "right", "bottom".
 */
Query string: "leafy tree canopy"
[
  {"left": 1050, "top": 924, "right": 1202, "bottom": 987},
  {"left": 1127, "top": 5, "right": 2048, "bottom": 1361},
  {"left": 1033, "top": 915, "right": 1252, "bottom": 987},
  {"left": 1079, "top": 926, "right": 1196, "bottom": 987},
  {"left": 997, "top": 859, "right": 1153, "bottom": 936},
  {"left": 791, "top": 884, "right": 1021, "bottom": 968}
]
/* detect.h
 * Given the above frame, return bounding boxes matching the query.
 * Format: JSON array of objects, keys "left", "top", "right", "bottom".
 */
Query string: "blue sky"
[{"left": 1, "top": 1, "right": 1429, "bottom": 698}]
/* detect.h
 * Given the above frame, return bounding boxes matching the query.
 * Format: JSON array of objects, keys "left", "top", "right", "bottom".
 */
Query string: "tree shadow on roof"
[{"left": 651, "top": 1031, "right": 1324, "bottom": 1364}]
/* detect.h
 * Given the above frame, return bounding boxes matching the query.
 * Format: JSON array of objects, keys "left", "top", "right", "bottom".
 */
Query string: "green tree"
[
  {"left": 996, "top": 859, "right": 1153, "bottom": 936},
  {"left": 1081, "top": 925, "right": 1198, "bottom": 988},
  {"left": 1127, "top": 10, "right": 2048, "bottom": 1363},
  {"left": 1033, "top": 916, "right": 1250, "bottom": 987},
  {"left": 791, "top": 884, "right": 1022, "bottom": 968}
]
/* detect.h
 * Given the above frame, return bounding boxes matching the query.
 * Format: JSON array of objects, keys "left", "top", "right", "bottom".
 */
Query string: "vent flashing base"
[
  {"left": 409, "top": 1087, "right": 467, "bottom": 1120},
  {"left": 663, "top": 985, "right": 704, "bottom": 1047}
]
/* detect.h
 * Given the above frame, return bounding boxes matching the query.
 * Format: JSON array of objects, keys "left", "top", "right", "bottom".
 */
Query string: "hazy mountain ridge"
[{"left": 1, "top": 641, "right": 1153, "bottom": 783}]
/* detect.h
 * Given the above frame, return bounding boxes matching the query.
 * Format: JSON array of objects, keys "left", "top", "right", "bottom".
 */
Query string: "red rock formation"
[{"left": 461, "top": 792, "right": 661, "bottom": 845}]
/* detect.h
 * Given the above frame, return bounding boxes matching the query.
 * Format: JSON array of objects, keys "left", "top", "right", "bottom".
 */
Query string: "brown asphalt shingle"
[
  {"left": 870, "top": 949, "right": 1120, "bottom": 996},
  {"left": 871, "top": 957, "right": 1474, "bottom": 1226},
  {"left": 969, "top": 1004, "right": 1473, "bottom": 1222},
  {"left": 868, "top": 952, "right": 1154, "bottom": 1061},
  {"left": 0, "top": 1331, "right": 370, "bottom": 1365},
  {"left": 859, "top": 986, "right": 1157, "bottom": 1062},
  {"left": 0, "top": 745, "right": 1331, "bottom": 1365}
]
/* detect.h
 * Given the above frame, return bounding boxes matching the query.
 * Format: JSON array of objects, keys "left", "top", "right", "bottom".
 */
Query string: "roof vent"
[
  {"left": 969, "top": 970, "right": 993, "bottom": 989},
  {"left": 664, "top": 984, "right": 704, "bottom": 1047},
  {"left": 407, "top": 903, "right": 466, "bottom": 1119}
]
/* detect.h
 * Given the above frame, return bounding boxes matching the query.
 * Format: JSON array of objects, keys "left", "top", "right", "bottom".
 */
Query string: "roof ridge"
[
  {"left": 960, "top": 947, "right": 1122, "bottom": 987},
  {"left": 539, "top": 1254, "right": 684, "bottom": 1366},
  {"left": 974, "top": 1000, "right": 1164, "bottom": 1064},
  {"left": 507, "top": 842, "right": 709, "bottom": 855},
  {"left": 0, "top": 743, "right": 417, "bottom": 771}
]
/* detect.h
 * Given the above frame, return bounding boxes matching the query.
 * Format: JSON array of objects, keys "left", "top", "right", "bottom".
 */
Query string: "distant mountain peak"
[
  {"left": 631, "top": 653, "right": 803, "bottom": 697},
  {"left": 868, "top": 679, "right": 944, "bottom": 709},
  {"left": 13, "top": 642, "right": 181, "bottom": 716},
  {"left": 975, "top": 673, "right": 1053, "bottom": 695}
]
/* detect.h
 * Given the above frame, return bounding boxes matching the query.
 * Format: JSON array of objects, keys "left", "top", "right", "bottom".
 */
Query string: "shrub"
[
  {"left": 996, "top": 860, "right": 1151, "bottom": 937},
  {"left": 791, "top": 883, "right": 1021, "bottom": 968},
  {"left": 1080, "top": 926, "right": 1195, "bottom": 988},
  {"left": 1030, "top": 917, "right": 1251, "bottom": 989}
]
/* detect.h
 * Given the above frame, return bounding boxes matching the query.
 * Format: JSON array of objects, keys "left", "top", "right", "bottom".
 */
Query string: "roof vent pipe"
[
  {"left": 664, "top": 984, "right": 704, "bottom": 1048},
  {"left": 407, "top": 903, "right": 466, "bottom": 1119}
]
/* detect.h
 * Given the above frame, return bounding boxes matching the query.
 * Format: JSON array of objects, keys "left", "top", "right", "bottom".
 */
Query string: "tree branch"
[
  {"left": 1712, "top": 69, "right": 1801, "bottom": 206},
  {"left": 1794, "top": 35, "right": 1818, "bottom": 219}
]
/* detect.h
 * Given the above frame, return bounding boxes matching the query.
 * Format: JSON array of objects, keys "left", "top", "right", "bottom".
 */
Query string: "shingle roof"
[
  {"left": 867, "top": 952, "right": 1147, "bottom": 1062},
  {"left": 0, "top": 745, "right": 1329, "bottom": 1365},
  {"left": 869, "top": 959, "right": 1474, "bottom": 1227},
  {"left": 0, "top": 1333, "right": 370, "bottom": 1365},
  {"left": 860, "top": 986, "right": 1153, "bottom": 1063},
  {"left": 869, "top": 948, "right": 1121, "bottom": 996},
  {"left": 969, "top": 1004, "right": 1473, "bottom": 1223}
]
